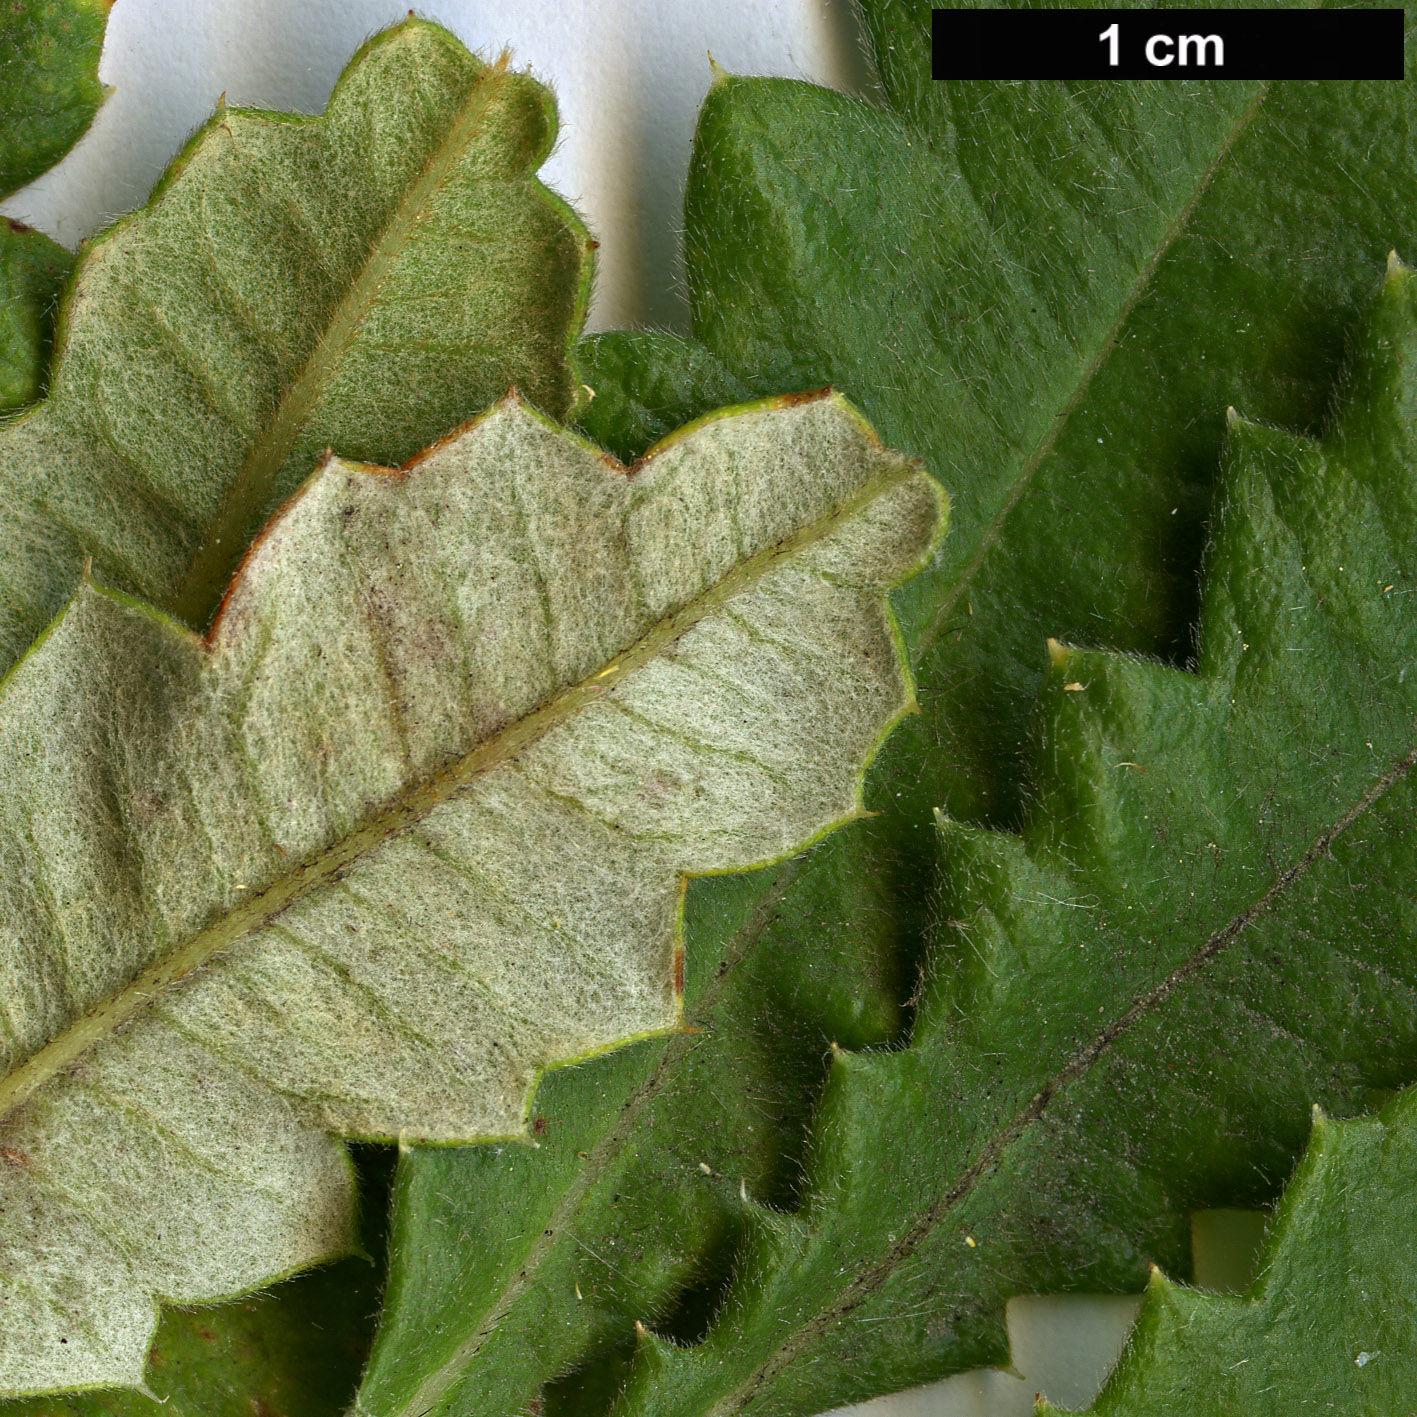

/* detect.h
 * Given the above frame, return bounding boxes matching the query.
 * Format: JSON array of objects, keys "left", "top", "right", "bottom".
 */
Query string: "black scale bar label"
[{"left": 932, "top": 8, "right": 1406, "bottom": 80}]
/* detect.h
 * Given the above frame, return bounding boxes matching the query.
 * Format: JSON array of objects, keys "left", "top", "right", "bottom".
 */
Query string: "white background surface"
[
  {"left": 1, "top": 2, "right": 1161, "bottom": 1411},
  {"left": 2, "top": 0, "right": 872, "bottom": 331}
]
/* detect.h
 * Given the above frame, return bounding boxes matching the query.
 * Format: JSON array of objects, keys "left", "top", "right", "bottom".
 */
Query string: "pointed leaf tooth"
[
  {"left": 618, "top": 1319, "right": 696, "bottom": 1407},
  {"left": 1081, "top": 1089, "right": 1417, "bottom": 1412},
  {"left": 1328, "top": 257, "right": 1417, "bottom": 490}
]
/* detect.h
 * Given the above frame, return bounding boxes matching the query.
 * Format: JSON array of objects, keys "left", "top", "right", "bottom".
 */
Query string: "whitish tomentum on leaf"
[
  {"left": 0, "top": 17, "right": 592, "bottom": 675},
  {"left": 354, "top": 261, "right": 1417, "bottom": 1417},
  {"left": 0, "top": 392, "right": 943, "bottom": 1396},
  {"left": 1054, "top": 1088, "right": 1417, "bottom": 1414}
]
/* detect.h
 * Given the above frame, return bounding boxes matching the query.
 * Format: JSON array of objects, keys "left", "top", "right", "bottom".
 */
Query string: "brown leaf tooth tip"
[
  {"left": 396, "top": 395, "right": 522, "bottom": 475},
  {"left": 774, "top": 387, "right": 835, "bottom": 409}
]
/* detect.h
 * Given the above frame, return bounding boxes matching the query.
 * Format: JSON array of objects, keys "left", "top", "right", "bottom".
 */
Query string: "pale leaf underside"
[
  {"left": 0, "top": 18, "right": 592, "bottom": 675},
  {"left": 0, "top": 393, "right": 942, "bottom": 1396}
]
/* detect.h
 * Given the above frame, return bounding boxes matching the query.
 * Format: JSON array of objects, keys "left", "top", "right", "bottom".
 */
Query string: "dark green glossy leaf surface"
[
  {"left": 585, "top": 245, "right": 1417, "bottom": 1417},
  {"left": 0, "top": 0, "right": 104, "bottom": 414}
]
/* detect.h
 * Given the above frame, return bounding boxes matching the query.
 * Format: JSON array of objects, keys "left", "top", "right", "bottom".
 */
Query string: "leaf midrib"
[
  {"left": 709, "top": 743, "right": 1417, "bottom": 1415},
  {"left": 366, "top": 856, "right": 808, "bottom": 1417},
  {"left": 916, "top": 79, "right": 1273, "bottom": 659},
  {"left": 0, "top": 459, "right": 915, "bottom": 1128},
  {"left": 166, "top": 59, "right": 511, "bottom": 630}
]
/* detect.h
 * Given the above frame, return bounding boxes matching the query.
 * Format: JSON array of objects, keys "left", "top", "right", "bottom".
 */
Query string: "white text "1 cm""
[{"left": 1099, "top": 23, "right": 1225, "bottom": 68}]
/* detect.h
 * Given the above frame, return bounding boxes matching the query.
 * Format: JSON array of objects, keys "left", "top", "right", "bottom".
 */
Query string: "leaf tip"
[
  {"left": 1146, "top": 1261, "right": 1175, "bottom": 1295},
  {"left": 708, "top": 51, "right": 731, "bottom": 85}
]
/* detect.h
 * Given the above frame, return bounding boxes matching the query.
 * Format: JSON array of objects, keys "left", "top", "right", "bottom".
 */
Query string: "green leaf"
[
  {"left": 0, "top": 220, "right": 70, "bottom": 412},
  {"left": 596, "top": 255, "right": 1417, "bottom": 1415},
  {"left": 578, "top": 333, "right": 751, "bottom": 466},
  {"left": 1055, "top": 1088, "right": 1417, "bottom": 1414},
  {"left": 364, "top": 113, "right": 1417, "bottom": 1417},
  {"left": 0, "top": 17, "right": 594, "bottom": 676},
  {"left": 0, "top": 0, "right": 110, "bottom": 201},
  {"left": 0, "top": 391, "right": 943, "bottom": 1397},
  {"left": 586, "top": 0, "right": 1417, "bottom": 825},
  {"left": 0, "top": 0, "right": 109, "bottom": 414}
]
